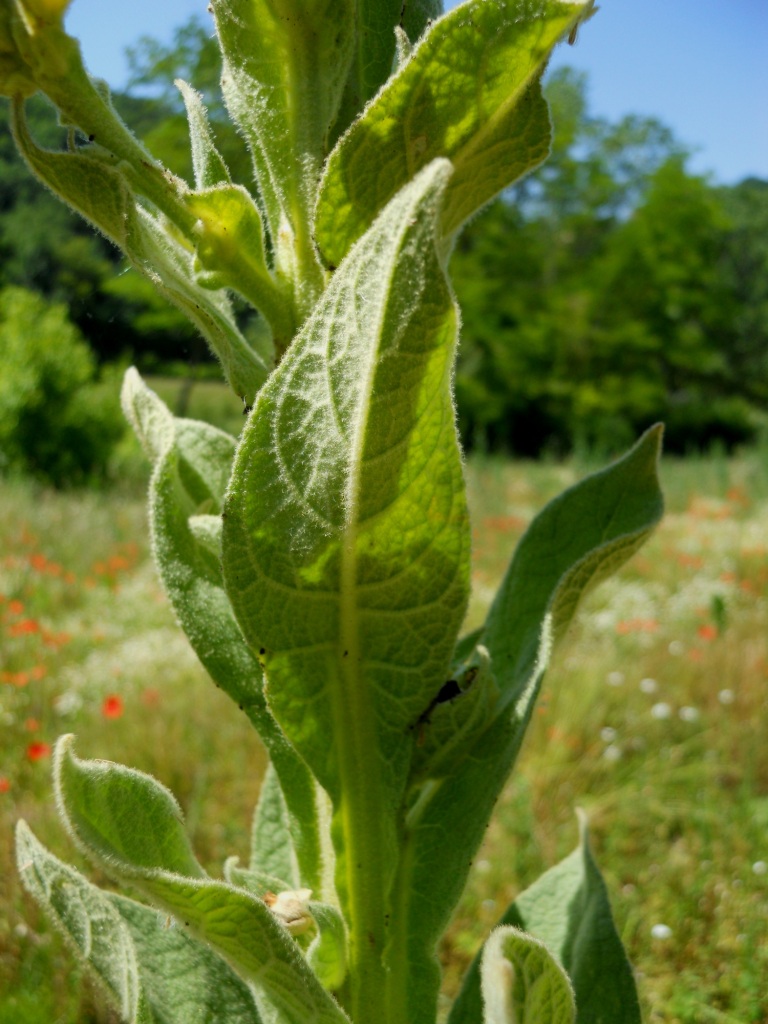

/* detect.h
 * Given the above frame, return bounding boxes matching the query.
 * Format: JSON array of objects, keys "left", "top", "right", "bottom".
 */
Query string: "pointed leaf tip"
[
  {"left": 54, "top": 734, "right": 205, "bottom": 880},
  {"left": 481, "top": 926, "right": 575, "bottom": 1024},
  {"left": 482, "top": 423, "right": 664, "bottom": 712},
  {"left": 121, "top": 367, "right": 175, "bottom": 465},
  {"left": 503, "top": 815, "right": 642, "bottom": 1023}
]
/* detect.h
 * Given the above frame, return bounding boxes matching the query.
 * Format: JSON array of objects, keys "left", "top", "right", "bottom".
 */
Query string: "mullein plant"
[{"left": 3, "top": 1, "right": 664, "bottom": 1021}]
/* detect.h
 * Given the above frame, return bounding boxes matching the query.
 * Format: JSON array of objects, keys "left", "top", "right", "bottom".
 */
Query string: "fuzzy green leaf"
[
  {"left": 389, "top": 680, "right": 545, "bottom": 1024},
  {"left": 332, "top": 0, "right": 403, "bottom": 139},
  {"left": 127, "top": 874, "right": 350, "bottom": 1024},
  {"left": 16, "top": 822, "right": 262, "bottom": 1024},
  {"left": 223, "top": 858, "right": 347, "bottom": 991},
  {"left": 408, "top": 643, "right": 499, "bottom": 782},
  {"left": 121, "top": 368, "right": 260, "bottom": 715},
  {"left": 129, "top": 208, "right": 270, "bottom": 404},
  {"left": 481, "top": 927, "right": 575, "bottom": 1024},
  {"left": 177, "top": 78, "right": 232, "bottom": 189},
  {"left": 188, "top": 513, "right": 223, "bottom": 557},
  {"left": 395, "top": 428, "right": 663, "bottom": 1022},
  {"left": 223, "top": 159, "right": 469, "bottom": 1016},
  {"left": 307, "top": 901, "right": 348, "bottom": 992},
  {"left": 223, "top": 157, "right": 468, "bottom": 807},
  {"left": 54, "top": 735, "right": 204, "bottom": 879},
  {"left": 112, "top": 894, "right": 263, "bottom": 1024},
  {"left": 211, "top": 0, "right": 354, "bottom": 306},
  {"left": 121, "top": 365, "right": 176, "bottom": 464},
  {"left": 510, "top": 816, "right": 641, "bottom": 1024},
  {"left": 12, "top": 105, "right": 135, "bottom": 248},
  {"left": 225, "top": 859, "right": 294, "bottom": 900},
  {"left": 16, "top": 820, "right": 152, "bottom": 1024},
  {"left": 452, "top": 816, "right": 641, "bottom": 1024},
  {"left": 121, "top": 369, "right": 323, "bottom": 892},
  {"left": 250, "top": 762, "right": 300, "bottom": 887},
  {"left": 0, "top": 4, "right": 39, "bottom": 97},
  {"left": 12, "top": 107, "right": 268, "bottom": 403},
  {"left": 188, "top": 185, "right": 292, "bottom": 343},
  {"left": 4, "top": 6, "right": 194, "bottom": 228},
  {"left": 53, "top": 739, "right": 347, "bottom": 1024},
  {"left": 483, "top": 424, "right": 665, "bottom": 711},
  {"left": 316, "top": 0, "right": 596, "bottom": 267},
  {"left": 331, "top": 0, "right": 443, "bottom": 144}
]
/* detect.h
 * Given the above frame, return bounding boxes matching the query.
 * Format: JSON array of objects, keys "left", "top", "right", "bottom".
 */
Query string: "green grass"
[{"left": 2, "top": 424, "right": 767, "bottom": 1022}]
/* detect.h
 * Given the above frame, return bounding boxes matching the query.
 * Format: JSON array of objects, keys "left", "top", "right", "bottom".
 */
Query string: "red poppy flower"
[
  {"left": 27, "top": 742, "right": 51, "bottom": 761},
  {"left": 9, "top": 619, "right": 41, "bottom": 637},
  {"left": 0, "top": 777, "right": 10, "bottom": 793},
  {"left": 1, "top": 671, "right": 29, "bottom": 687},
  {"left": 107, "top": 555, "right": 131, "bottom": 573},
  {"left": 697, "top": 623, "right": 718, "bottom": 641},
  {"left": 102, "top": 695, "right": 124, "bottom": 719},
  {"left": 616, "top": 618, "right": 659, "bottom": 635}
]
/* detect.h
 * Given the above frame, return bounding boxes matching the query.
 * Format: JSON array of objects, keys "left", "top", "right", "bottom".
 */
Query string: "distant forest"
[{"left": 1, "top": 19, "right": 766, "bottom": 455}]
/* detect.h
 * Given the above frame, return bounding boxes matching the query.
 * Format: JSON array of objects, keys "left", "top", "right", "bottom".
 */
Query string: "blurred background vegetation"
[{"left": 0, "top": 18, "right": 766, "bottom": 487}]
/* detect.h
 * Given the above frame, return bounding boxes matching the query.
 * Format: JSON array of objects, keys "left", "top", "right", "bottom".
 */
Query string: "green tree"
[
  {"left": 0, "top": 286, "right": 124, "bottom": 485},
  {"left": 717, "top": 177, "right": 768, "bottom": 403},
  {"left": 452, "top": 70, "right": 683, "bottom": 452},
  {"left": 589, "top": 156, "right": 755, "bottom": 449},
  {"left": 452, "top": 69, "right": 765, "bottom": 454}
]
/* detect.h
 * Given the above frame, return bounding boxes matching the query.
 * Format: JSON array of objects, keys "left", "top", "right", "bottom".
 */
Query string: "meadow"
[{"left": 1, "top": 383, "right": 766, "bottom": 1023}]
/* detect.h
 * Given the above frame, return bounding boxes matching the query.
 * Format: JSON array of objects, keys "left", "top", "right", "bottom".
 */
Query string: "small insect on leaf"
[{"left": 412, "top": 678, "right": 464, "bottom": 745}]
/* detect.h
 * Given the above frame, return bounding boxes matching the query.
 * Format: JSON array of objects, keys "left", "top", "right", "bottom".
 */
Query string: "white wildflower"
[{"left": 678, "top": 706, "right": 700, "bottom": 723}]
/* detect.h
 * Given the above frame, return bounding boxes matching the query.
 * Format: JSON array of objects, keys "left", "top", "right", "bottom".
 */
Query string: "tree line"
[{"left": 1, "top": 19, "right": 766, "bottom": 459}]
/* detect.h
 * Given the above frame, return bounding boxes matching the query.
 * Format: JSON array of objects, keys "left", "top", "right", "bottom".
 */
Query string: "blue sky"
[{"left": 65, "top": 0, "right": 767, "bottom": 185}]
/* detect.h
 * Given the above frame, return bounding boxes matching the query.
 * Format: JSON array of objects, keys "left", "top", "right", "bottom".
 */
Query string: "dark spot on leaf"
[
  {"left": 411, "top": 677, "right": 465, "bottom": 735},
  {"left": 436, "top": 679, "right": 461, "bottom": 704}
]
